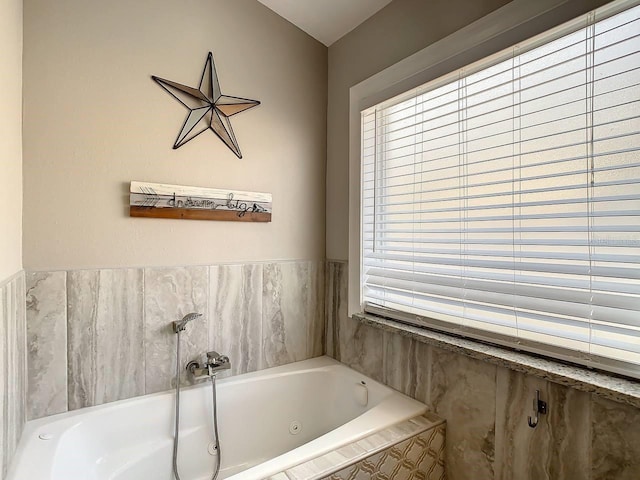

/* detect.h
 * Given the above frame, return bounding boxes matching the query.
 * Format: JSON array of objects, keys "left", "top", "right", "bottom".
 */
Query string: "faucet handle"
[
  {"left": 206, "top": 351, "right": 231, "bottom": 370},
  {"left": 216, "top": 355, "right": 230, "bottom": 365}
]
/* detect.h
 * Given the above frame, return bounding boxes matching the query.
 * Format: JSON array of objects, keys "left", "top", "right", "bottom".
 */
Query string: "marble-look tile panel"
[
  {"left": 0, "top": 273, "right": 27, "bottom": 480},
  {"left": 591, "top": 394, "right": 640, "bottom": 480},
  {"left": 144, "top": 266, "right": 208, "bottom": 394},
  {"left": 325, "top": 261, "right": 347, "bottom": 359},
  {"left": 307, "top": 261, "right": 325, "bottom": 359},
  {"left": 14, "top": 274, "right": 27, "bottom": 454},
  {"left": 430, "top": 346, "right": 497, "bottom": 480},
  {"left": 262, "top": 262, "right": 324, "bottom": 369},
  {"left": 209, "top": 264, "right": 263, "bottom": 377},
  {"left": 337, "top": 315, "right": 384, "bottom": 382},
  {"left": 342, "top": 288, "right": 640, "bottom": 480},
  {"left": 67, "top": 269, "right": 144, "bottom": 409},
  {"left": 494, "top": 368, "right": 591, "bottom": 480},
  {"left": 26, "top": 271, "right": 68, "bottom": 419},
  {"left": 357, "top": 314, "right": 640, "bottom": 408},
  {"left": 383, "top": 331, "right": 430, "bottom": 405},
  {"left": 4, "top": 278, "right": 19, "bottom": 469},
  {"left": 0, "top": 282, "right": 6, "bottom": 478},
  {"left": 24, "top": 260, "right": 324, "bottom": 415}
]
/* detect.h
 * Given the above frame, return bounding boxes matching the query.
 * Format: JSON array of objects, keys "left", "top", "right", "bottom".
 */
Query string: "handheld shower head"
[{"left": 172, "top": 313, "right": 203, "bottom": 333}]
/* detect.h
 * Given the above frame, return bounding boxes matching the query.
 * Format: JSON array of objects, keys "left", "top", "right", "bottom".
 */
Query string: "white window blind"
[{"left": 361, "top": 1, "right": 640, "bottom": 378}]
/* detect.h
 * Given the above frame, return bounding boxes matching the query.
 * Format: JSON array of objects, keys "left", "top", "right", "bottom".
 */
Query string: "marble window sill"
[{"left": 353, "top": 313, "right": 640, "bottom": 409}]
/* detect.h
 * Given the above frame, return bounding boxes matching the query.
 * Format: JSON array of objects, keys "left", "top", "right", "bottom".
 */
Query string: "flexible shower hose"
[{"left": 173, "top": 330, "right": 222, "bottom": 480}]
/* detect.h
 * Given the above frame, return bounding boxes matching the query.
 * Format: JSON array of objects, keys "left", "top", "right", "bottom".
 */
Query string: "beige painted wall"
[
  {"left": 23, "top": 0, "right": 327, "bottom": 270},
  {"left": 0, "top": 0, "right": 23, "bottom": 280}
]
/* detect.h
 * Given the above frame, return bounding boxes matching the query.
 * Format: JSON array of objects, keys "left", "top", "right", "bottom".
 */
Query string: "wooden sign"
[{"left": 130, "top": 181, "right": 272, "bottom": 222}]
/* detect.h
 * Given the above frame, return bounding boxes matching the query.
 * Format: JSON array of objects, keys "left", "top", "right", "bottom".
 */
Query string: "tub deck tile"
[
  {"left": 412, "top": 412, "right": 442, "bottom": 427},
  {"left": 357, "top": 432, "right": 388, "bottom": 452},
  {"left": 335, "top": 442, "right": 367, "bottom": 460},
  {"left": 270, "top": 473, "right": 290, "bottom": 480}
]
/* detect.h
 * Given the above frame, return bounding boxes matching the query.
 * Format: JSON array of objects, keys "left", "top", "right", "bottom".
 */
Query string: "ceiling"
[{"left": 256, "top": 0, "right": 394, "bottom": 46}]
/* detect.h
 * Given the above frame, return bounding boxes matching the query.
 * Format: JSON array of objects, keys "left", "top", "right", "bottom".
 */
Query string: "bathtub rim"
[{"left": 9, "top": 356, "right": 429, "bottom": 480}]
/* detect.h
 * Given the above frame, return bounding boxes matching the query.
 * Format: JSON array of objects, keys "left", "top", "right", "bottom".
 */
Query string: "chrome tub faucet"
[{"left": 187, "top": 351, "right": 231, "bottom": 380}]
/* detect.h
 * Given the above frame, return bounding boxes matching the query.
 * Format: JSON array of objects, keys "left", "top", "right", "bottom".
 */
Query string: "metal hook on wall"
[{"left": 527, "top": 389, "right": 548, "bottom": 428}]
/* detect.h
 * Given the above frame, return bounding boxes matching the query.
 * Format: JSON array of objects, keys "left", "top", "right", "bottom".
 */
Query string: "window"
[{"left": 360, "top": 0, "right": 640, "bottom": 378}]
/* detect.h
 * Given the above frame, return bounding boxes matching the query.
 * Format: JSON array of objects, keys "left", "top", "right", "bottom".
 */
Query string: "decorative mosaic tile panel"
[
  {"left": 324, "top": 426, "right": 445, "bottom": 480},
  {"left": 270, "top": 414, "right": 446, "bottom": 480}
]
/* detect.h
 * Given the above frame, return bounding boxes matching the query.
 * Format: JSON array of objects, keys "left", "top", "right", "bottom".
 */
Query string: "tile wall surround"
[
  {"left": 18, "top": 259, "right": 640, "bottom": 479},
  {"left": 358, "top": 315, "right": 640, "bottom": 409},
  {"left": 0, "top": 271, "right": 27, "bottom": 480},
  {"left": 25, "top": 260, "right": 325, "bottom": 420},
  {"left": 325, "top": 260, "right": 640, "bottom": 480}
]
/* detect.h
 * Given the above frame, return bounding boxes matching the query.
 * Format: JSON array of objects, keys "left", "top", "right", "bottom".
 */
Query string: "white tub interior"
[{"left": 8, "top": 356, "right": 427, "bottom": 480}]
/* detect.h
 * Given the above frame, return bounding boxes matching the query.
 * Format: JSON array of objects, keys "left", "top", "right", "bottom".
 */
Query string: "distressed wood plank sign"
[{"left": 130, "top": 181, "right": 272, "bottom": 222}]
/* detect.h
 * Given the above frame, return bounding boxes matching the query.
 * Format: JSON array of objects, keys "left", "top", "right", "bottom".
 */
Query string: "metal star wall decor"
[{"left": 152, "top": 52, "right": 260, "bottom": 158}]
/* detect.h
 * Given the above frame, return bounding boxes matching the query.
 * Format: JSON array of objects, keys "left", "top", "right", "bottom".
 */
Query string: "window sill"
[{"left": 353, "top": 312, "right": 640, "bottom": 409}]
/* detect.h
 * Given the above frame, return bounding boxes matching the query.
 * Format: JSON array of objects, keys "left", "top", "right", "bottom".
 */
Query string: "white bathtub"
[{"left": 8, "top": 356, "right": 427, "bottom": 480}]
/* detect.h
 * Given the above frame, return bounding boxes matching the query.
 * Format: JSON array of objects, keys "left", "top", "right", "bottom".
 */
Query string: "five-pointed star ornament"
[{"left": 152, "top": 52, "right": 260, "bottom": 158}]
